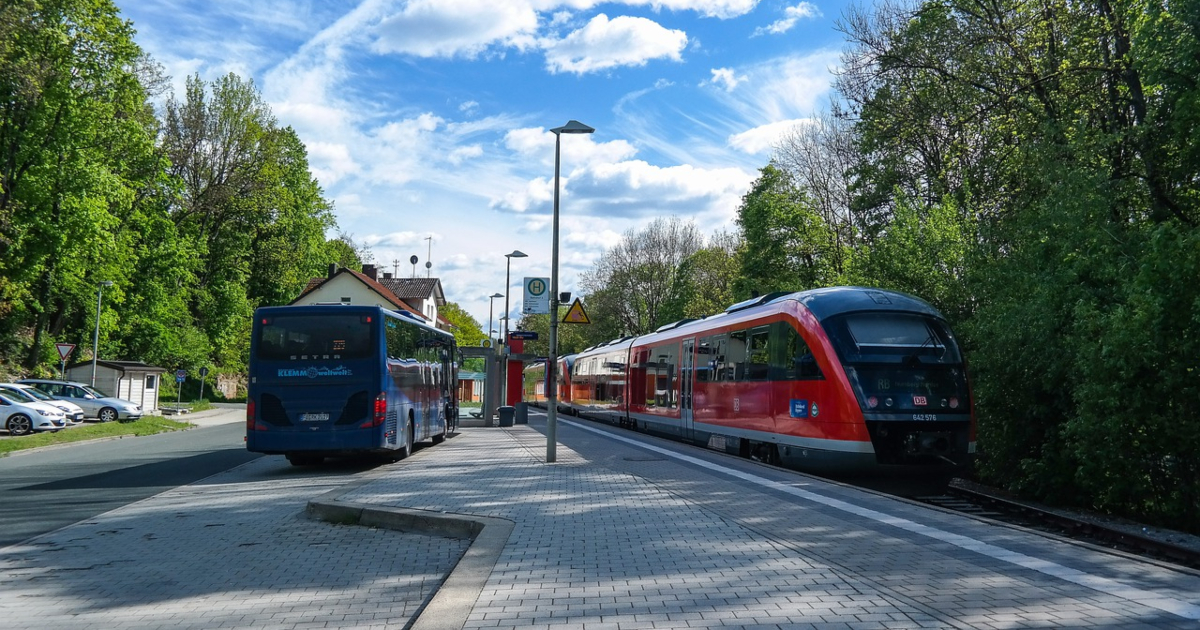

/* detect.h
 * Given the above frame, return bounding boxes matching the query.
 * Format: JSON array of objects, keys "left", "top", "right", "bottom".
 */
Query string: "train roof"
[
  {"left": 573, "top": 287, "right": 944, "bottom": 359},
  {"left": 781, "top": 286, "right": 943, "bottom": 321}
]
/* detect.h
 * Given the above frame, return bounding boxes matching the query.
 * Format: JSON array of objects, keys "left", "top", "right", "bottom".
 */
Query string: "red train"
[{"left": 525, "top": 287, "right": 976, "bottom": 475}]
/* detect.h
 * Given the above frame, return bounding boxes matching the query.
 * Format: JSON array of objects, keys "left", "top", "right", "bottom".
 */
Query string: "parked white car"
[
  {"left": 0, "top": 391, "right": 67, "bottom": 436},
  {"left": 0, "top": 383, "right": 86, "bottom": 423},
  {"left": 16, "top": 379, "right": 142, "bottom": 422}
]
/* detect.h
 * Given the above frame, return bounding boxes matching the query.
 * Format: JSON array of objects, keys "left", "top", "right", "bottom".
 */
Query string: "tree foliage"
[
  {"left": 578, "top": 216, "right": 703, "bottom": 335},
  {"left": 0, "top": 0, "right": 346, "bottom": 381},
  {"left": 803, "top": 0, "right": 1200, "bottom": 528}
]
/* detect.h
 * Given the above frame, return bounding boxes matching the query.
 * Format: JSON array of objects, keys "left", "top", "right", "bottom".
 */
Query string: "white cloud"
[
  {"left": 543, "top": 14, "right": 688, "bottom": 74},
  {"left": 706, "top": 50, "right": 840, "bottom": 123},
  {"left": 306, "top": 141, "right": 361, "bottom": 185},
  {"left": 728, "top": 118, "right": 813, "bottom": 154},
  {"left": 371, "top": 0, "right": 539, "bottom": 58},
  {"left": 503, "top": 127, "right": 637, "bottom": 166},
  {"left": 705, "top": 67, "right": 746, "bottom": 92},
  {"left": 459, "top": 100, "right": 480, "bottom": 114},
  {"left": 448, "top": 145, "right": 485, "bottom": 165},
  {"left": 629, "top": 0, "right": 760, "bottom": 19},
  {"left": 753, "top": 2, "right": 822, "bottom": 36}
]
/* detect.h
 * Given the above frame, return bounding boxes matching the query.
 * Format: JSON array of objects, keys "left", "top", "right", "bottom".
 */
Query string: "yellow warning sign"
[{"left": 562, "top": 298, "right": 591, "bottom": 324}]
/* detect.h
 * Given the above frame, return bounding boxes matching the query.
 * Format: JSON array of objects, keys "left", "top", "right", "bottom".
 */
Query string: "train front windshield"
[{"left": 825, "top": 312, "right": 970, "bottom": 414}]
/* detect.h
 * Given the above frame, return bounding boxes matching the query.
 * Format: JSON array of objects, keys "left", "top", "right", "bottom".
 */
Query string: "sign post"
[
  {"left": 198, "top": 366, "right": 209, "bottom": 402},
  {"left": 523, "top": 277, "right": 550, "bottom": 315},
  {"left": 562, "top": 298, "right": 591, "bottom": 324},
  {"left": 55, "top": 343, "right": 76, "bottom": 380},
  {"left": 175, "top": 369, "right": 186, "bottom": 406}
]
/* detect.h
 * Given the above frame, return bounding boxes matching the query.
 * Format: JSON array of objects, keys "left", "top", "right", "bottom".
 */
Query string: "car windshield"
[
  {"left": 1, "top": 387, "right": 36, "bottom": 403},
  {"left": 20, "top": 387, "right": 52, "bottom": 401}
]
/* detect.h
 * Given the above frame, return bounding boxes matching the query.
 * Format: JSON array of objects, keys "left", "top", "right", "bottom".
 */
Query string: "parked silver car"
[
  {"left": 0, "top": 391, "right": 67, "bottom": 436},
  {"left": 0, "top": 383, "right": 86, "bottom": 423},
  {"left": 16, "top": 379, "right": 142, "bottom": 422}
]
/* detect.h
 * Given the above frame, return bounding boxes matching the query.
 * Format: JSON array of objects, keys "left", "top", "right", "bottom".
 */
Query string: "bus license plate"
[{"left": 300, "top": 412, "right": 329, "bottom": 422}]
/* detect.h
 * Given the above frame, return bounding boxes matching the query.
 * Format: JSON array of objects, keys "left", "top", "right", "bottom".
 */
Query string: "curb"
[{"left": 307, "top": 495, "right": 514, "bottom": 630}]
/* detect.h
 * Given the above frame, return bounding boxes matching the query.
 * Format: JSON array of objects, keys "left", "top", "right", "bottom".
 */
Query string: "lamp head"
[
  {"left": 489, "top": 292, "right": 504, "bottom": 299},
  {"left": 506, "top": 250, "right": 528, "bottom": 259},
  {"left": 551, "top": 120, "right": 595, "bottom": 135},
  {"left": 100, "top": 281, "right": 114, "bottom": 288}
]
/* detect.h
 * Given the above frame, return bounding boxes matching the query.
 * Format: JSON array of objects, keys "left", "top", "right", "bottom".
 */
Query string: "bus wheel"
[
  {"left": 287, "top": 453, "right": 323, "bottom": 466},
  {"left": 398, "top": 416, "right": 414, "bottom": 459}
]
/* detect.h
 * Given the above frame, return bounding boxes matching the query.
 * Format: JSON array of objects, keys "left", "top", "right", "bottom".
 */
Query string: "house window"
[{"left": 146, "top": 375, "right": 156, "bottom": 389}]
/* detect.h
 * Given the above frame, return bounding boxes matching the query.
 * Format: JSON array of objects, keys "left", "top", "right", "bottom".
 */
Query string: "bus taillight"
[
  {"left": 362, "top": 392, "right": 386, "bottom": 428},
  {"left": 246, "top": 399, "right": 256, "bottom": 431}
]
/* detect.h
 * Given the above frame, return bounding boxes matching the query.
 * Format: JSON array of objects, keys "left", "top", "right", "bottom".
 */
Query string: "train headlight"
[
  {"left": 884, "top": 397, "right": 894, "bottom": 407},
  {"left": 949, "top": 397, "right": 960, "bottom": 409},
  {"left": 867, "top": 396, "right": 879, "bottom": 409}
]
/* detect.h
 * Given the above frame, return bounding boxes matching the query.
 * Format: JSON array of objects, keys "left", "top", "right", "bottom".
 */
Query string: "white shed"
[{"left": 65, "top": 360, "right": 167, "bottom": 413}]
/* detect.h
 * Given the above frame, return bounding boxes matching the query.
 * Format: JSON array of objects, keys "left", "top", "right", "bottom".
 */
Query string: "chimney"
[
  {"left": 362, "top": 264, "right": 377, "bottom": 281},
  {"left": 327, "top": 263, "right": 338, "bottom": 279}
]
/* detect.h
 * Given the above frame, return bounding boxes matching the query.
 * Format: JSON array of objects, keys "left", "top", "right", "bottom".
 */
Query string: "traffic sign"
[
  {"left": 509, "top": 331, "right": 539, "bottom": 340},
  {"left": 562, "top": 298, "right": 591, "bottom": 324},
  {"left": 199, "top": 366, "right": 209, "bottom": 377},
  {"left": 523, "top": 277, "right": 550, "bottom": 314},
  {"left": 175, "top": 369, "right": 187, "bottom": 383},
  {"left": 55, "top": 343, "right": 76, "bottom": 361}
]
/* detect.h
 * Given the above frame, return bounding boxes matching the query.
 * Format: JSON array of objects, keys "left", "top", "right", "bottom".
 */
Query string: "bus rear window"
[{"left": 256, "top": 315, "right": 374, "bottom": 360}]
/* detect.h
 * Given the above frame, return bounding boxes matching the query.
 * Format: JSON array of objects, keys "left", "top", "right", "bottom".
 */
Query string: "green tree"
[
  {"left": 735, "top": 165, "right": 843, "bottom": 298},
  {"left": 160, "top": 74, "right": 339, "bottom": 370},
  {"left": 660, "top": 230, "right": 741, "bottom": 321},
  {"left": 440, "top": 302, "right": 486, "bottom": 348},
  {"left": 0, "top": 0, "right": 165, "bottom": 370},
  {"left": 578, "top": 216, "right": 703, "bottom": 335},
  {"left": 846, "top": 191, "right": 975, "bottom": 325}
]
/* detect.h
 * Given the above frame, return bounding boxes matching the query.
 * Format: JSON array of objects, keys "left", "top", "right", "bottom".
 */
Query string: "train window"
[
  {"left": 831, "top": 313, "right": 961, "bottom": 364},
  {"left": 726, "top": 331, "right": 746, "bottom": 381},
  {"left": 746, "top": 327, "right": 769, "bottom": 380},
  {"left": 647, "top": 343, "right": 678, "bottom": 408},
  {"left": 847, "top": 314, "right": 943, "bottom": 351},
  {"left": 770, "top": 322, "right": 824, "bottom": 380}
]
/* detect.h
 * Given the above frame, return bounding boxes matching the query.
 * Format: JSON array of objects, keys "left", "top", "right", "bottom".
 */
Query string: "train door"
[{"left": 681, "top": 337, "right": 695, "bottom": 440}]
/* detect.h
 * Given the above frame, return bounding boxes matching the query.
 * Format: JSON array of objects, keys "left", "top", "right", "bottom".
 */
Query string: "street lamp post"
[
  {"left": 487, "top": 292, "right": 503, "bottom": 348},
  {"left": 91, "top": 280, "right": 113, "bottom": 387},
  {"left": 501, "top": 250, "right": 527, "bottom": 407},
  {"left": 502, "top": 251, "right": 527, "bottom": 342},
  {"left": 546, "top": 120, "right": 594, "bottom": 463}
]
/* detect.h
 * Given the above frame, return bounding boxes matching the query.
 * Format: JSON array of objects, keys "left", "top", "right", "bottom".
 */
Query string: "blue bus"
[{"left": 247, "top": 305, "right": 459, "bottom": 466}]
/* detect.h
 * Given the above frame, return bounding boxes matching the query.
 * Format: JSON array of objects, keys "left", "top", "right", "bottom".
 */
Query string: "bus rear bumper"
[{"left": 246, "top": 427, "right": 390, "bottom": 456}]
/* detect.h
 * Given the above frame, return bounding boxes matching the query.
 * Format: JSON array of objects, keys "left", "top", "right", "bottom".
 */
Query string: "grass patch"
[{"left": 0, "top": 415, "right": 194, "bottom": 456}]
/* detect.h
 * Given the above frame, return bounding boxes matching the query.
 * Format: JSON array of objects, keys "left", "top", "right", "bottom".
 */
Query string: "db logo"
[{"left": 913, "top": 395, "right": 928, "bottom": 406}]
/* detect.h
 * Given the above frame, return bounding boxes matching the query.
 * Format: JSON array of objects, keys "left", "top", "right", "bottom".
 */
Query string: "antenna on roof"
[
  {"left": 425, "top": 235, "right": 433, "bottom": 278},
  {"left": 392, "top": 258, "right": 400, "bottom": 277}
]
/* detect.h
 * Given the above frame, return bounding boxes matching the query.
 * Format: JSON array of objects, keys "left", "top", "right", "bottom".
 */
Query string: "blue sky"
[{"left": 120, "top": 0, "right": 851, "bottom": 331}]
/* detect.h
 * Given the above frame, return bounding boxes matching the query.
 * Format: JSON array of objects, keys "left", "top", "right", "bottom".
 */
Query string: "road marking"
[{"left": 564, "top": 418, "right": 1200, "bottom": 621}]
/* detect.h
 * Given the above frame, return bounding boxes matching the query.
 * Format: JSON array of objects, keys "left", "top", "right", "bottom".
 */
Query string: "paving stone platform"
[{"left": 3, "top": 412, "right": 1199, "bottom": 629}]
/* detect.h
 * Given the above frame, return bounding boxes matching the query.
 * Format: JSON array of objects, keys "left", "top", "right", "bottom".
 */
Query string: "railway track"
[{"left": 913, "top": 484, "right": 1200, "bottom": 572}]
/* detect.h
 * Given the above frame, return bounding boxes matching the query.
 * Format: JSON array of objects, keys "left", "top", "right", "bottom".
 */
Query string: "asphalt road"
[{"left": 0, "top": 414, "right": 261, "bottom": 548}]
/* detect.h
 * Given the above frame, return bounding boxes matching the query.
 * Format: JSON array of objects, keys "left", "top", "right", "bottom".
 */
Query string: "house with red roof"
[{"left": 292, "top": 264, "right": 452, "bottom": 332}]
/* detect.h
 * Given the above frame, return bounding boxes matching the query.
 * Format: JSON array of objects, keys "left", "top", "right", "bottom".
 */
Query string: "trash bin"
[
  {"left": 498, "top": 405, "right": 515, "bottom": 427},
  {"left": 515, "top": 402, "right": 528, "bottom": 425}
]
